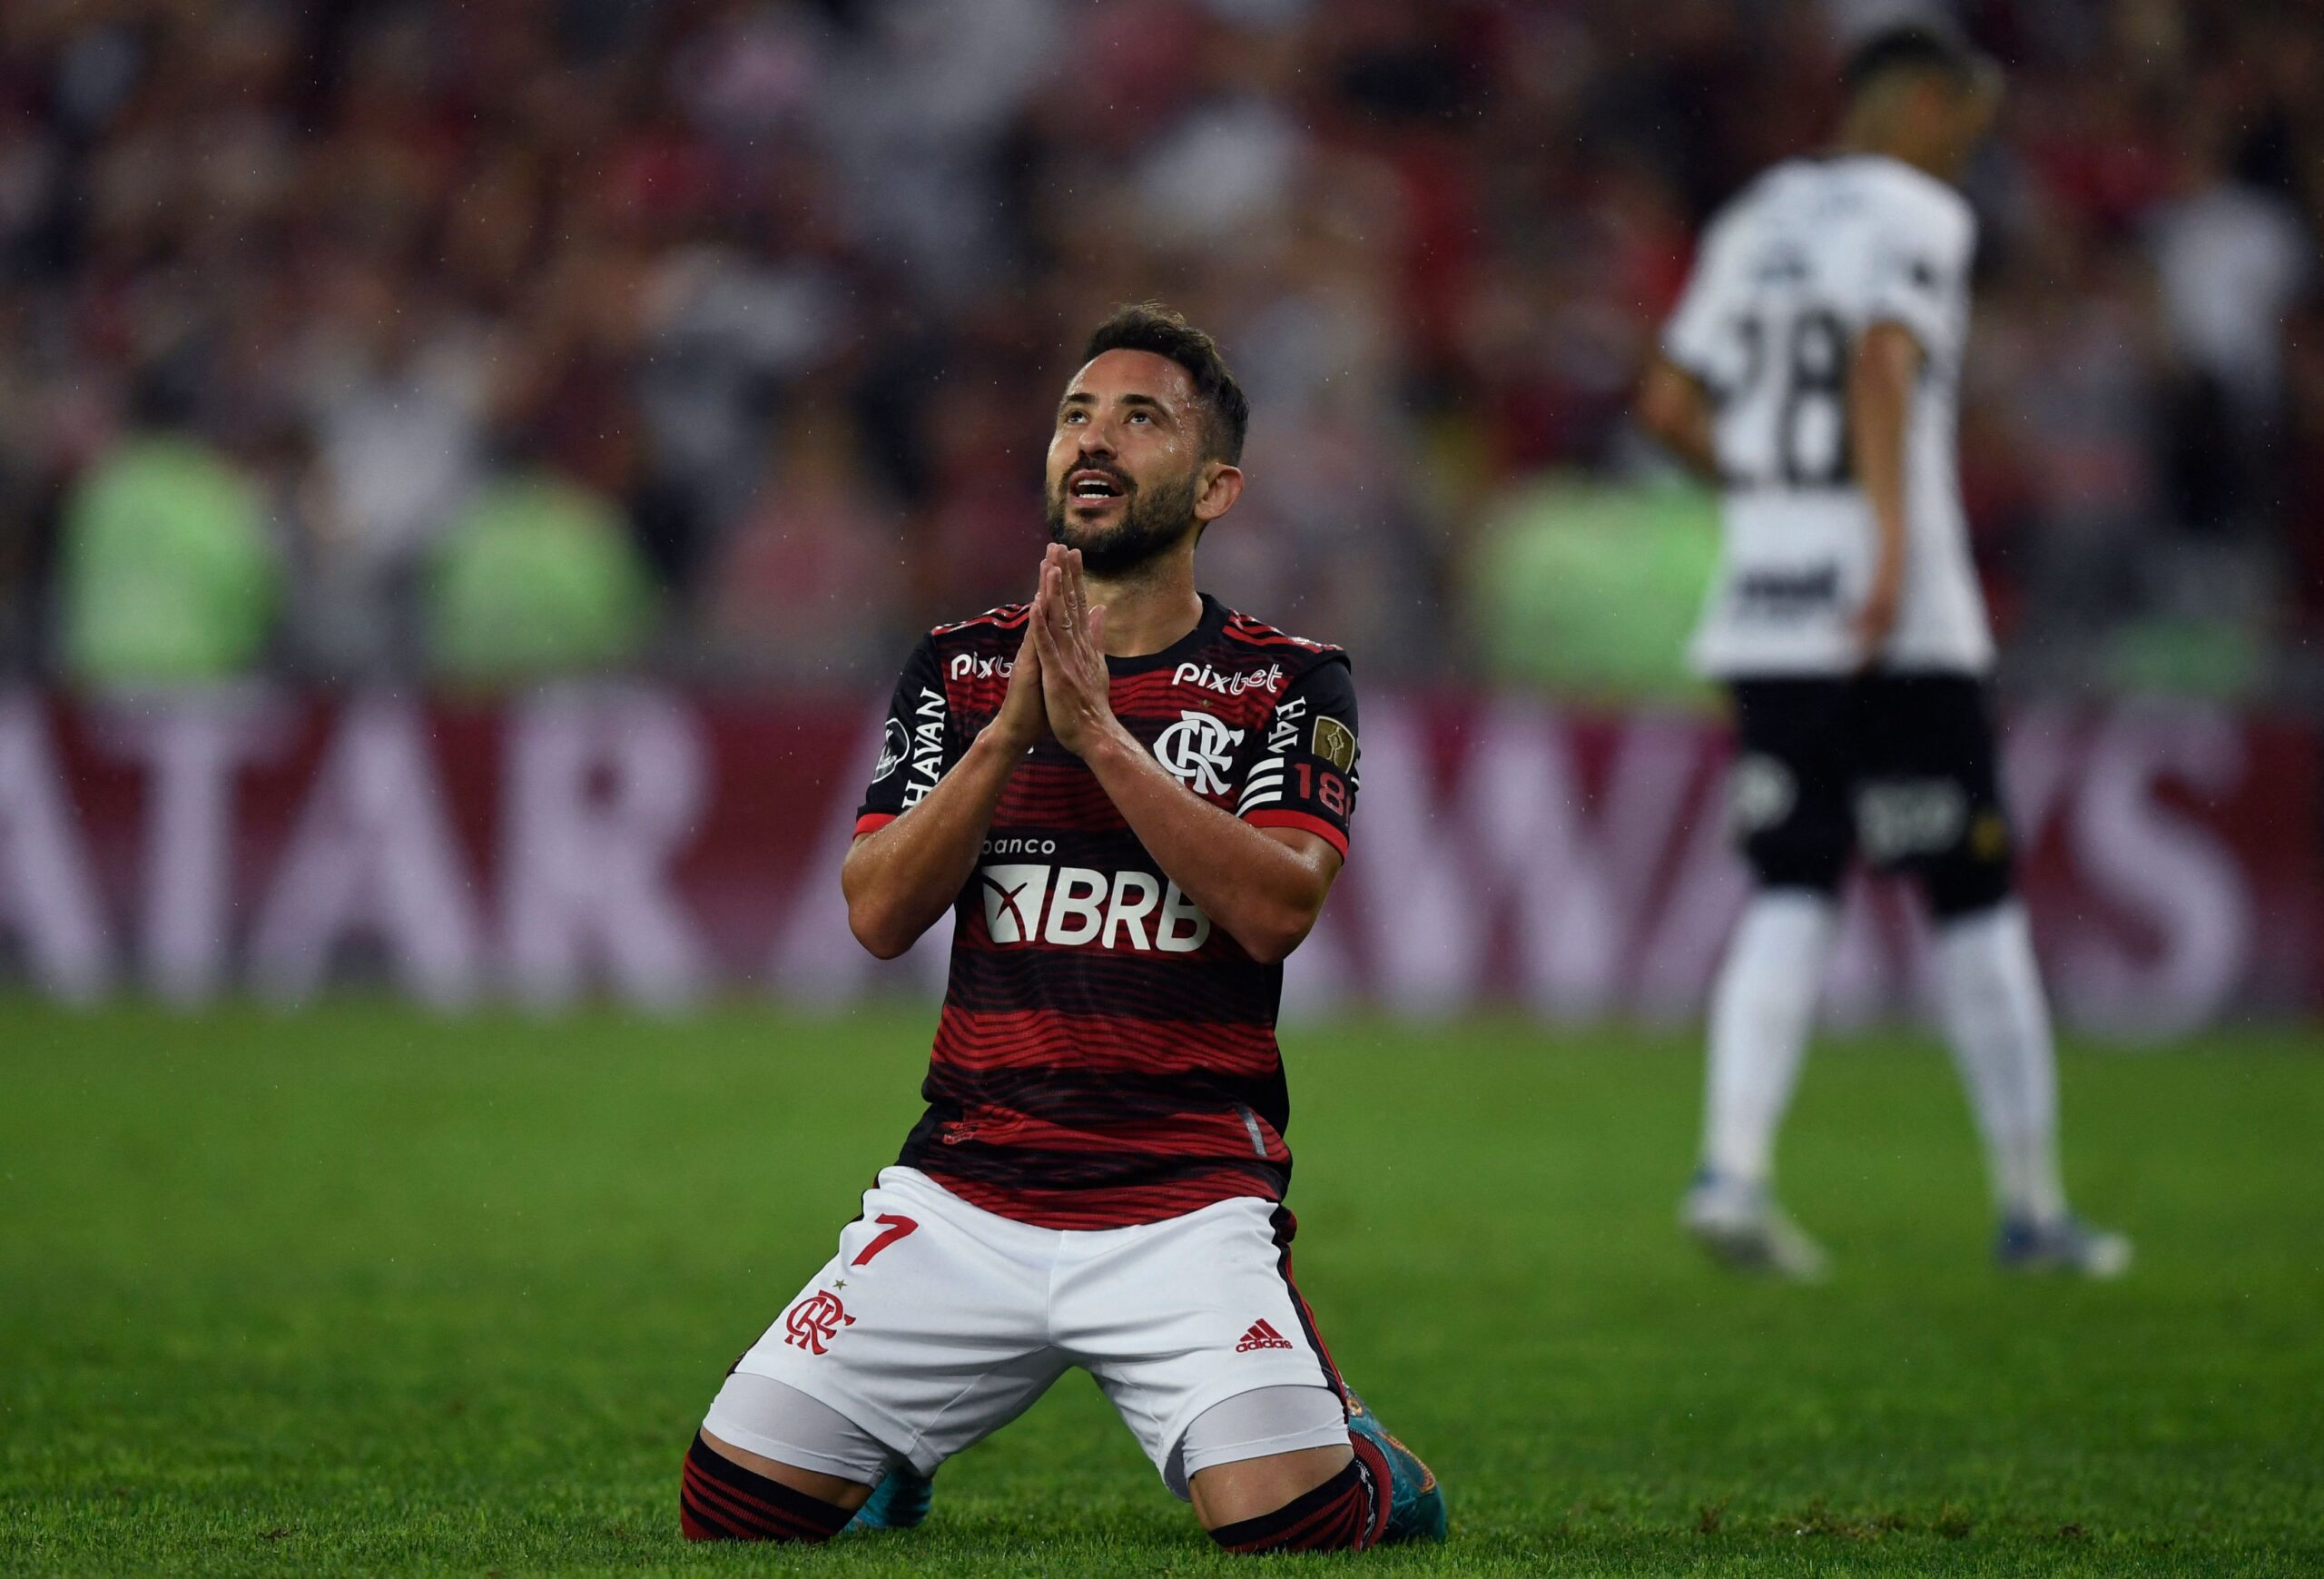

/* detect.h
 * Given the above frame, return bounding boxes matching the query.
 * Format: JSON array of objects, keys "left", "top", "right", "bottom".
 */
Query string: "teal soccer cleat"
[
  {"left": 842, "top": 1466, "right": 933, "bottom": 1533},
  {"left": 1344, "top": 1389, "right": 1447, "bottom": 1544}
]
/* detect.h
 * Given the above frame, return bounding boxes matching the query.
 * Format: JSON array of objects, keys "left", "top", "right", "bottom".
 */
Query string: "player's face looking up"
[{"left": 1045, "top": 349, "right": 1242, "bottom": 577}]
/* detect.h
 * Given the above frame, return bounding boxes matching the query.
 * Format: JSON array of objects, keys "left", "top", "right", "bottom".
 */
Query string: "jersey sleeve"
[
  {"left": 855, "top": 634, "right": 952, "bottom": 836},
  {"left": 1846, "top": 182, "right": 1974, "bottom": 356},
  {"left": 1659, "top": 208, "right": 1742, "bottom": 383},
  {"left": 1237, "top": 656, "right": 1360, "bottom": 860}
]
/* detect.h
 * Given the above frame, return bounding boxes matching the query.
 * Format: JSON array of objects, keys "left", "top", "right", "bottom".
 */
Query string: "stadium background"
[
  {"left": 5, "top": 2, "right": 2324, "bottom": 1574},
  {"left": 0, "top": 0, "right": 2319, "bottom": 1026}
]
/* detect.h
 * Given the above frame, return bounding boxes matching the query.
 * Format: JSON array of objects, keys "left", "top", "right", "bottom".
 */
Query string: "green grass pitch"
[{"left": 4, "top": 1002, "right": 2320, "bottom": 1575}]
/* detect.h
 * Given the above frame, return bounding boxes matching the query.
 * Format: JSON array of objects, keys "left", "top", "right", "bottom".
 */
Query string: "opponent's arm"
[
  {"left": 1635, "top": 354, "right": 1721, "bottom": 479},
  {"left": 1029, "top": 548, "right": 1339, "bottom": 966},
  {"left": 1847, "top": 320, "right": 1922, "bottom": 662},
  {"left": 842, "top": 623, "right": 1045, "bottom": 960}
]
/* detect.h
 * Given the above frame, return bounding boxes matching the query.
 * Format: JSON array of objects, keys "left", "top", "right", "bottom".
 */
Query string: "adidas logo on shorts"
[{"left": 1236, "top": 1318, "right": 1295, "bottom": 1353}]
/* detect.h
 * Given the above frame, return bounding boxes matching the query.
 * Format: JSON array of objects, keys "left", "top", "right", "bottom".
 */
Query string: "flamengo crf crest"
[
  {"left": 1153, "top": 711, "right": 1244, "bottom": 796},
  {"left": 783, "top": 1290, "right": 855, "bottom": 1355}
]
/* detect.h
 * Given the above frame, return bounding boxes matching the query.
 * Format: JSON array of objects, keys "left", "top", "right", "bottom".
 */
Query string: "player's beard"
[{"left": 1044, "top": 465, "right": 1201, "bottom": 577}]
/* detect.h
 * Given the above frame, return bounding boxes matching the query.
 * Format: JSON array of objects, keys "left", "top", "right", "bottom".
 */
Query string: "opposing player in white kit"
[
  {"left": 1636, "top": 25, "right": 2129, "bottom": 1279},
  {"left": 677, "top": 305, "right": 1444, "bottom": 1552}
]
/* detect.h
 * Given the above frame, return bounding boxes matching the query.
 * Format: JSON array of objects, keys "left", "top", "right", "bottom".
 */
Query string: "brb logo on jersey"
[
  {"left": 979, "top": 864, "right": 1211, "bottom": 952},
  {"left": 1152, "top": 711, "right": 1244, "bottom": 796}
]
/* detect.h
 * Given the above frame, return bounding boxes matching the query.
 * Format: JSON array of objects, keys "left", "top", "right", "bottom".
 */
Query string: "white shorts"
[{"left": 726, "top": 1168, "right": 1349, "bottom": 1497}]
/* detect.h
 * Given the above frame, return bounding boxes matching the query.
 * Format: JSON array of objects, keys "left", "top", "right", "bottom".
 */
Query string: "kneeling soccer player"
[{"left": 679, "top": 304, "right": 1444, "bottom": 1553}]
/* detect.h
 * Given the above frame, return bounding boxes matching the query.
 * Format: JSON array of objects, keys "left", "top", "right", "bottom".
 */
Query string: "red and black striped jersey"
[{"left": 854, "top": 594, "right": 1361, "bottom": 1230}]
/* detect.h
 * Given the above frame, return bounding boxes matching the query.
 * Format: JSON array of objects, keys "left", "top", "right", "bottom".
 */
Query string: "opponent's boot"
[
  {"left": 1682, "top": 1168, "right": 1830, "bottom": 1281},
  {"left": 1994, "top": 1214, "right": 2132, "bottom": 1279},
  {"left": 1344, "top": 1390, "right": 1446, "bottom": 1544},
  {"left": 842, "top": 1466, "right": 933, "bottom": 1533}
]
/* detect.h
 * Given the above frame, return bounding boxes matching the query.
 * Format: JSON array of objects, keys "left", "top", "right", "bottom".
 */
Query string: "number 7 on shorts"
[{"left": 850, "top": 1214, "right": 920, "bottom": 1268}]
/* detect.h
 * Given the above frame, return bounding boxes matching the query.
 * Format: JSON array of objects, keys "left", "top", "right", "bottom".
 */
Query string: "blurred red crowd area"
[{"left": 0, "top": 0, "right": 2318, "bottom": 694}]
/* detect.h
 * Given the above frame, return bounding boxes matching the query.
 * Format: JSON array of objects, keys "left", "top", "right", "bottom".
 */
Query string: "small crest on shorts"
[{"left": 783, "top": 1289, "right": 856, "bottom": 1355}]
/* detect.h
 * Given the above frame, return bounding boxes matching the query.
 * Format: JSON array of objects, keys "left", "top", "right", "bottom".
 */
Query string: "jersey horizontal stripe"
[
  {"left": 919, "top": 1059, "right": 1285, "bottom": 1128},
  {"left": 1222, "top": 617, "right": 1337, "bottom": 652},
  {"left": 854, "top": 813, "right": 897, "bottom": 837},
  {"left": 1245, "top": 808, "right": 1350, "bottom": 857},
  {"left": 910, "top": 1104, "right": 1286, "bottom": 1161},
  {"left": 937, "top": 952, "right": 1281, "bottom": 1024},
  {"left": 912, "top": 1129, "right": 1285, "bottom": 1187},
  {"left": 932, "top": 604, "right": 1033, "bottom": 635},
  {"left": 994, "top": 773, "right": 1170, "bottom": 825},
  {"left": 916, "top": 1165, "right": 1290, "bottom": 1231},
  {"left": 931, "top": 1008, "right": 1283, "bottom": 1077},
  {"left": 1101, "top": 674, "right": 1289, "bottom": 725}
]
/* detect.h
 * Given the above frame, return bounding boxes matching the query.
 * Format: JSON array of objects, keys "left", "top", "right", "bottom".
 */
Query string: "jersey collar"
[{"left": 1103, "top": 593, "right": 1228, "bottom": 675}]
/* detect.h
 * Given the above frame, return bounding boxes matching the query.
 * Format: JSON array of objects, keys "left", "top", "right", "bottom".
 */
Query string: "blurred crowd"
[{"left": 0, "top": 0, "right": 2318, "bottom": 696}]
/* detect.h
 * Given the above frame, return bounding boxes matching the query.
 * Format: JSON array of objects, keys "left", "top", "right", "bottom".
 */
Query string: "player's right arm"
[
  {"left": 1639, "top": 202, "right": 1740, "bottom": 481},
  {"left": 1635, "top": 355, "right": 1720, "bottom": 479},
  {"left": 841, "top": 622, "right": 1046, "bottom": 960}
]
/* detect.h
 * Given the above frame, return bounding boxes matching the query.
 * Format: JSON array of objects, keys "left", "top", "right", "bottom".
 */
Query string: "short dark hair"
[
  {"left": 1842, "top": 22, "right": 1997, "bottom": 99},
  {"left": 1081, "top": 302, "right": 1250, "bottom": 466}
]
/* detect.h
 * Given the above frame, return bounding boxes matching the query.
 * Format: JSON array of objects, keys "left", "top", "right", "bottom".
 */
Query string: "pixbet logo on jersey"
[
  {"left": 1172, "top": 661, "right": 1283, "bottom": 697},
  {"left": 979, "top": 864, "right": 1212, "bottom": 952},
  {"left": 948, "top": 653, "right": 1016, "bottom": 681}
]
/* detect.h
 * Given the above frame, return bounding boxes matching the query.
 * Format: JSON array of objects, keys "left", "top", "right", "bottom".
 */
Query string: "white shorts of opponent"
[{"left": 704, "top": 1167, "right": 1353, "bottom": 1499}]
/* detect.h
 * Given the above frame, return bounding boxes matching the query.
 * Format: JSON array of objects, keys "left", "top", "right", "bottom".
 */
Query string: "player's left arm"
[
  {"left": 1029, "top": 548, "right": 1340, "bottom": 965},
  {"left": 1845, "top": 186, "right": 1972, "bottom": 663},
  {"left": 1846, "top": 320, "right": 1922, "bottom": 661}
]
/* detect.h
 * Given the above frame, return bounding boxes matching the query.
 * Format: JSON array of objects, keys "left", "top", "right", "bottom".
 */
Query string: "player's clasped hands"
[
  {"left": 992, "top": 597, "right": 1049, "bottom": 755},
  {"left": 1028, "top": 545, "right": 1119, "bottom": 758}
]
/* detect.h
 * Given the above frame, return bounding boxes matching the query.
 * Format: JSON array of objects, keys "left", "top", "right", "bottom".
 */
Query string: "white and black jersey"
[{"left": 1663, "top": 153, "right": 1992, "bottom": 676}]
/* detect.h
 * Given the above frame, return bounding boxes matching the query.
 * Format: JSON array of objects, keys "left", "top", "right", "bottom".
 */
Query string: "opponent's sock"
[
  {"left": 1701, "top": 889, "right": 1838, "bottom": 1187},
  {"left": 1935, "top": 901, "right": 2067, "bottom": 1225},
  {"left": 679, "top": 1433, "right": 856, "bottom": 1544},
  {"left": 1207, "top": 1440, "right": 1389, "bottom": 1554}
]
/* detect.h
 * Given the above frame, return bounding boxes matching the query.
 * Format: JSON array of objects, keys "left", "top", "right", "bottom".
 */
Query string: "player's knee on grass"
[
  {"left": 1187, "top": 1386, "right": 1379, "bottom": 1554},
  {"left": 1205, "top": 1446, "right": 1386, "bottom": 1554},
  {"left": 679, "top": 1432, "right": 859, "bottom": 1543},
  {"left": 700, "top": 1371, "right": 891, "bottom": 1489},
  {"left": 682, "top": 1373, "right": 886, "bottom": 1541}
]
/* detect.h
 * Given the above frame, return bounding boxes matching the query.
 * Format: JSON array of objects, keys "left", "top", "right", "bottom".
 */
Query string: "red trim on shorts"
[
  {"left": 1267, "top": 1207, "right": 1348, "bottom": 1407},
  {"left": 853, "top": 813, "right": 898, "bottom": 837},
  {"left": 1244, "top": 809, "right": 1348, "bottom": 858}
]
